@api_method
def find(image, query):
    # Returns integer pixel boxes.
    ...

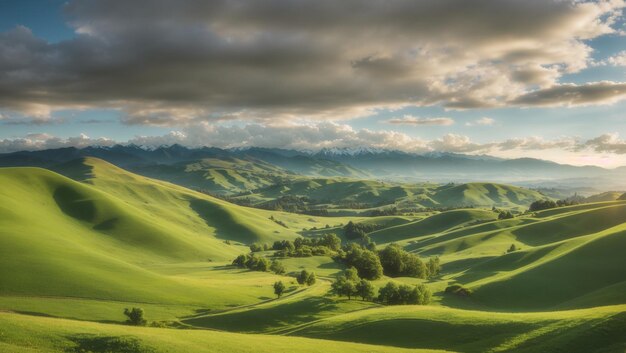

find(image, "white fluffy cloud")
[387,116,454,126]
[0,0,624,124]
[465,117,495,126]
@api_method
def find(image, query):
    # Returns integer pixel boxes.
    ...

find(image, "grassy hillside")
[1,160,626,353]
[291,304,626,353]
[128,157,295,195]
[584,191,625,203]
[0,312,439,353]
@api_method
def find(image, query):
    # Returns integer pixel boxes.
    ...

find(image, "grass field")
[0,158,625,352]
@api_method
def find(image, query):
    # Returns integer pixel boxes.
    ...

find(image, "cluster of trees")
[271,234,342,257]
[498,211,514,219]
[529,199,580,212]
[330,268,431,305]
[296,269,316,286]
[331,267,376,300]
[343,221,381,240]
[368,207,399,217]
[335,243,441,281]
[337,243,384,280]
[378,244,441,279]
[232,254,286,275]
[377,281,431,305]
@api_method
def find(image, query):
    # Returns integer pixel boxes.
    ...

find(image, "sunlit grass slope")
[291,304,626,353]
[0,312,443,353]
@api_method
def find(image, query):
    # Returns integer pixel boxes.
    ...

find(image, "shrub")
[507,244,518,253]
[124,307,146,326]
[445,284,472,297]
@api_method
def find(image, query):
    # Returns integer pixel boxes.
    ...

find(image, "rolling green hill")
[1,160,625,353]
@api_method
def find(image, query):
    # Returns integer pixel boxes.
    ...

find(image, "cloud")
[465,117,495,126]
[387,116,454,126]
[0,1,624,124]
[584,133,626,154]
[596,50,626,67]
[2,122,625,167]
[0,133,114,153]
[510,81,626,107]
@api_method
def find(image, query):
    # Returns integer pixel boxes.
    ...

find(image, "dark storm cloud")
[0,0,624,124]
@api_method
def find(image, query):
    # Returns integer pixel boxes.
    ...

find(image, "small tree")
[270,260,286,275]
[507,244,518,253]
[250,243,263,252]
[306,272,316,286]
[273,281,286,298]
[124,307,146,326]
[342,279,357,300]
[356,279,375,301]
[297,270,310,285]
[344,267,360,282]
[427,257,441,278]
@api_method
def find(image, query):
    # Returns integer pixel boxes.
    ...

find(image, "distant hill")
[584,191,626,203]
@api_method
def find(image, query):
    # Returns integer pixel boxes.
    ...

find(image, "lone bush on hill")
[445,284,472,297]
[124,307,146,326]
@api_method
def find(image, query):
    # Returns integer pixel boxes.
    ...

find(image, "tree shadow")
[65,335,156,353]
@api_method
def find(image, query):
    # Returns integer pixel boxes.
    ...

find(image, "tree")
[331,269,359,299]
[321,233,342,251]
[344,267,360,282]
[426,257,441,278]
[296,270,316,286]
[297,270,310,285]
[342,279,357,299]
[342,244,383,280]
[378,244,405,276]
[507,244,518,253]
[232,254,250,268]
[305,272,316,286]
[273,281,286,298]
[270,260,286,275]
[249,243,263,252]
[356,279,375,301]
[377,282,431,305]
[124,307,146,326]
[498,211,514,220]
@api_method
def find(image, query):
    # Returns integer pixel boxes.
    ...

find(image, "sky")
[1,0,626,167]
